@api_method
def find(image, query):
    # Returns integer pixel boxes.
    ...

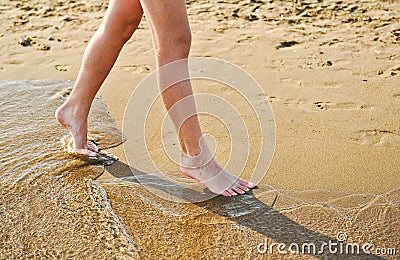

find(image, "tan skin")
[55,0,255,196]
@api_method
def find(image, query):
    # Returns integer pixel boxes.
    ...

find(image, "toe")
[222,191,231,197]
[238,179,256,189]
[248,182,256,188]
[238,178,249,186]
[237,182,250,192]
[87,140,99,153]
[232,185,246,195]
[227,189,238,196]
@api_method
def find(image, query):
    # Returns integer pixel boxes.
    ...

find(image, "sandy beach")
[0,0,399,258]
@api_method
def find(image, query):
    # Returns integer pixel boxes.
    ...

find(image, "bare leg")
[140,0,255,196]
[55,0,143,156]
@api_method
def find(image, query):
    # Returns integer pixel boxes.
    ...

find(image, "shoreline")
[0,0,399,258]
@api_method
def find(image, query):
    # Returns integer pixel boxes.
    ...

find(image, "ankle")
[181,143,214,169]
[62,98,89,118]
[183,146,201,157]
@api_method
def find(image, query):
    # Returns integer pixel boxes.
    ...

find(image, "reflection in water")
[0,80,398,259]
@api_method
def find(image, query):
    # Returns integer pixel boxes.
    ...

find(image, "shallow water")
[0,80,138,258]
[0,80,398,259]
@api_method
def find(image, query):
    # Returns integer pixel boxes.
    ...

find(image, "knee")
[102,14,142,44]
[119,22,140,43]
[116,22,139,44]
[155,28,192,58]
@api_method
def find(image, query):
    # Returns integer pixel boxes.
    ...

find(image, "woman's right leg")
[56,0,143,156]
[139,0,255,196]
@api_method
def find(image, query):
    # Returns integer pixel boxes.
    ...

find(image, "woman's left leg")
[55,0,143,156]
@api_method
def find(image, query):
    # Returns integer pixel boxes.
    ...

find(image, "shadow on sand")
[102,160,383,259]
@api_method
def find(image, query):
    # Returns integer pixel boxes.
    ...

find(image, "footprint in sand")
[115,65,150,73]
[256,94,280,103]
[380,64,400,78]
[5,60,23,65]
[283,99,372,112]
[276,40,299,49]
[236,34,254,43]
[266,96,280,103]
[280,78,341,89]
[280,78,303,87]
[351,130,400,146]
[55,65,71,72]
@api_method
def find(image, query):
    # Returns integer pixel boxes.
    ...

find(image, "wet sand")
[0,0,399,258]
[0,81,138,258]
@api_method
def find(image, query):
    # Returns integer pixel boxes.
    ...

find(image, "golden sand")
[0,0,399,258]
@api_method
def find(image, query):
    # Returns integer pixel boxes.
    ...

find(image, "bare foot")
[180,146,255,197]
[87,140,99,153]
[55,102,98,157]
